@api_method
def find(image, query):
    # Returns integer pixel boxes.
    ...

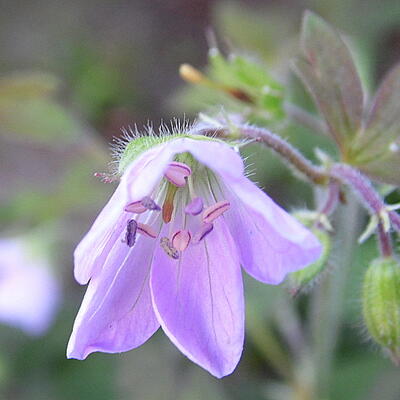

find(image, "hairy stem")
[329,164,385,214]
[209,124,329,185]
[378,223,393,257]
[330,164,393,257]
[390,211,400,232]
[318,181,340,217]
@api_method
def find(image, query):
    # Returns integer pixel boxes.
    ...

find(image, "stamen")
[185,197,204,216]
[162,184,178,223]
[164,162,192,187]
[137,223,157,239]
[125,219,137,247]
[140,196,161,211]
[124,200,147,214]
[192,222,213,244]
[160,237,179,259]
[125,197,160,213]
[171,230,191,251]
[202,200,230,223]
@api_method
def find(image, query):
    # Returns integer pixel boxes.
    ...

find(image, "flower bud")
[286,228,331,295]
[179,64,208,85]
[362,257,400,364]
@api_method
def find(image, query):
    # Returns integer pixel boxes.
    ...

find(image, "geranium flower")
[0,237,60,335]
[67,134,321,377]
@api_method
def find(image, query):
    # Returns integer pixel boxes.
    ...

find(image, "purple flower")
[67,137,321,377]
[0,237,60,335]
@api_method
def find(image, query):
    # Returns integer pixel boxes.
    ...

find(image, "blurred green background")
[1,0,400,399]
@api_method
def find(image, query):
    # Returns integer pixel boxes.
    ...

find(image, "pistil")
[162,184,178,223]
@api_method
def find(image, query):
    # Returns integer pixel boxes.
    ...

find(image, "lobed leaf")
[359,141,400,186]
[294,11,364,151]
[353,63,400,162]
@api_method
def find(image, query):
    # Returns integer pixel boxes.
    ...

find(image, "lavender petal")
[150,219,244,378]
[222,178,322,284]
[67,235,160,359]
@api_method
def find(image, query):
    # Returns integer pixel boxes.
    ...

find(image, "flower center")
[122,160,230,259]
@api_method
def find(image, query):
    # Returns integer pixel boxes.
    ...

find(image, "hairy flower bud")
[362,257,400,364]
[286,228,331,295]
[285,211,331,294]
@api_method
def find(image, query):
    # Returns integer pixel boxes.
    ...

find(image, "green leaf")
[352,63,400,163]
[359,145,400,186]
[293,11,364,150]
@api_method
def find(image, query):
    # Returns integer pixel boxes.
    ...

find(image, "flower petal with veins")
[69,134,322,377]
[151,219,244,378]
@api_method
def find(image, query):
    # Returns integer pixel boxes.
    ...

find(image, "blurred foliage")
[0,73,82,147]
[178,49,285,123]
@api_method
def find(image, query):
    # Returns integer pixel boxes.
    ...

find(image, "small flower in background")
[0,237,60,336]
[67,126,321,377]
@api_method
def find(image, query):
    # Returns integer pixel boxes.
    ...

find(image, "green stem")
[309,194,362,398]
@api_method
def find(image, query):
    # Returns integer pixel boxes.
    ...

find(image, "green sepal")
[117,130,228,175]
[209,49,285,120]
[286,228,331,295]
[118,136,162,174]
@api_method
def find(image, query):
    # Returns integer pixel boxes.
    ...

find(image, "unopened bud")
[286,228,331,295]
[362,257,400,365]
[179,64,207,85]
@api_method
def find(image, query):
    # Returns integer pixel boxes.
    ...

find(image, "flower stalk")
[377,223,393,258]
[329,164,385,215]
[204,124,329,185]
